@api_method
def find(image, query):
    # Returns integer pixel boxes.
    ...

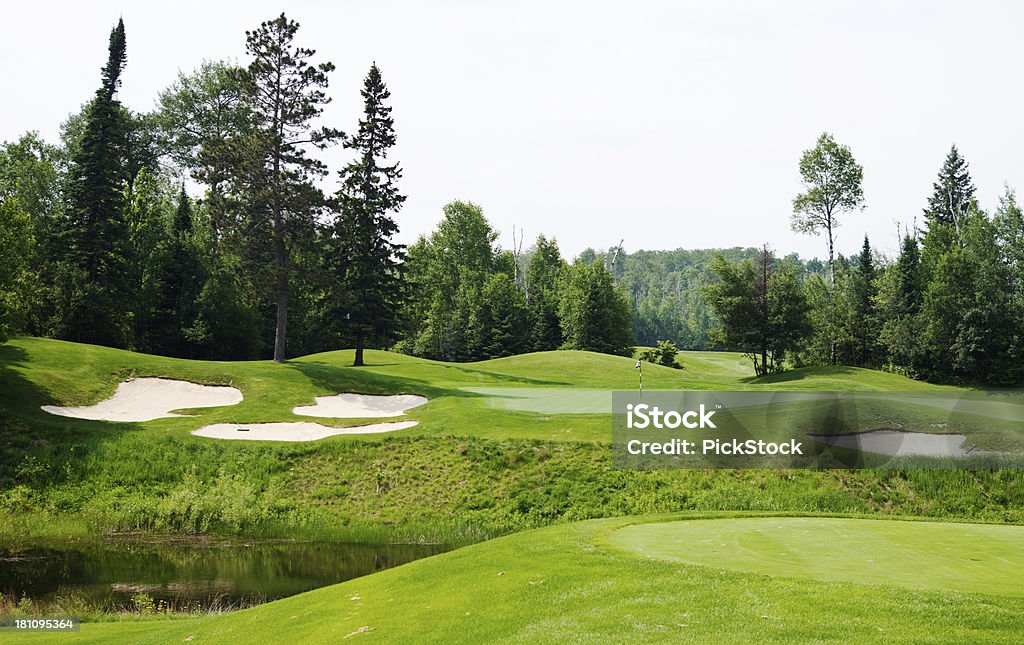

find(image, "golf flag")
[635,360,641,369]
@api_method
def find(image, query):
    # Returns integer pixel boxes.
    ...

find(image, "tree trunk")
[273,210,287,363]
[354,330,365,367]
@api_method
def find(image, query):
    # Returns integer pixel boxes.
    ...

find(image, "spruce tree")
[526,235,565,351]
[61,18,131,346]
[852,235,878,366]
[151,186,204,357]
[924,145,975,235]
[330,63,406,366]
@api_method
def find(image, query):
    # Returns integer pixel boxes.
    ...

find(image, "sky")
[2,1,1022,261]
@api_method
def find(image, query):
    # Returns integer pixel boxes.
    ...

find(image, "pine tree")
[558,260,634,357]
[239,13,342,362]
[852,235,878,366]
[526,235,565,351]
[151,186,205,357]
[60,18,132,346]
[330,64,406,367]
[924,145,975,236]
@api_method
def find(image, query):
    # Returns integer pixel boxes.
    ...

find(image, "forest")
[1,14,1022,386]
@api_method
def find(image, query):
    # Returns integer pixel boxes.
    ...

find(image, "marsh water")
[0,538,446,610]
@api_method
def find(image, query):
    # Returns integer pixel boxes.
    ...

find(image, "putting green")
[608,517,1024,597]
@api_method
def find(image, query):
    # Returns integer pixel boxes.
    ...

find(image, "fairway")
[608,517,1024,597]
[462,387,612,413]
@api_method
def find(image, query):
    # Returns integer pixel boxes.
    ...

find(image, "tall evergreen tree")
[60,18,132,346]
[239,13,342,362]
[149,186,205,357]
[924,145,975,236]
[878,234,926,372]
[851,235,879,366]
[330,63,406,367]
[525,234,565,351]
[558,260,634,357]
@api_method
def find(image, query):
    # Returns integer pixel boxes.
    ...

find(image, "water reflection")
[0,539,446,610]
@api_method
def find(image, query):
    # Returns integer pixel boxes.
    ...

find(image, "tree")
[638,340,682,368]
[407,201,498,361]
[329,64,406,366]
[558,260,634,357]
[525,234,566,351]
[703,246,811,376]
[60,18,132,347]
[157,61,254,247]
[473,273,529,358]
[851,236,879,366]
[146,186,205,357]
[239,13,342,362]
[791,132,865,286]
[0,133,61,336]
[0,199,33,341]
[920,208,1020,384]
[877,233,925,372]
[924,145,975,237]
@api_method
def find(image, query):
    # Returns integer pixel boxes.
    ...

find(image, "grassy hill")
[7,514,1024,644]
[2,337,1023,641]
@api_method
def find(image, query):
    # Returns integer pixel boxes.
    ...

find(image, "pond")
[0,538,447,611]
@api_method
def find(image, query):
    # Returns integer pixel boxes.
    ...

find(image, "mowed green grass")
[608,517,1024,597]
[8,515,1024,644]
[1,337,964,446]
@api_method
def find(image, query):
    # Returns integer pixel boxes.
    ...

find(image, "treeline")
[0,15,408,364]
[569,246,824,350]
[703,139,1024,385]
[0,15,636,364]
[397,201,633,361]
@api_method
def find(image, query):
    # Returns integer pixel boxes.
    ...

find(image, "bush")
[638,340,682,368]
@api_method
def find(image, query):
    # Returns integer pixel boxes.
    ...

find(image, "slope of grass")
[608,516,1024,597]
[8,514,1024,644]
[2,337,1022,544]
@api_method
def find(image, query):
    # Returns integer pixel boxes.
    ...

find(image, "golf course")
[2,336,1023,643]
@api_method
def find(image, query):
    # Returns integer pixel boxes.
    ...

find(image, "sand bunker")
[192,421,418,441]
[808,430,981,457]
[292,393,427,418]
[41,378,243,422]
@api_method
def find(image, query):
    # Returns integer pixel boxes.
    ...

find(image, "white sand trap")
[192,420,418,441]
[808,430,979,457]
[41,378,243,423]
[292,393,427,418]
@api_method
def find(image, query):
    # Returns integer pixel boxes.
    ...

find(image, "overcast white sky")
[2,1,1022,260]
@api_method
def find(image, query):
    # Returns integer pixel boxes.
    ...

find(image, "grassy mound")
[8,514,1023,644]
[608,516,1024,597]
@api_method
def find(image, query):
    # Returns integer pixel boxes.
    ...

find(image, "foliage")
[637,340,681,368]
[557,260,634,357]
[236,13,342,362]
[703,247,811,376]
[791,132,865,285]
[327,64,406,366]
[924,144,975,235]
[57,19,132,347]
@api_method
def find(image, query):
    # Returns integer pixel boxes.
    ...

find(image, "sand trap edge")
[292,393,428,418]
[41,377,243,423]
[192,420,419,442]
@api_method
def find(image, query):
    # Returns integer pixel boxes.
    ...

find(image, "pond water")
[0,539,446,611]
